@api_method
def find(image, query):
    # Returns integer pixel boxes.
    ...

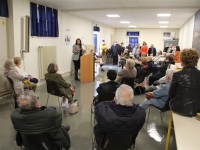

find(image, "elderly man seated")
[94,84,146,149]
[140,69,175,110]
[11,90,71,149]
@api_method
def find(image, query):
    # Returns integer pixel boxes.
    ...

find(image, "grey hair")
[47,62,58,73]
[17,90,39,111]
[4,59,15,70]
[166,69,176,81]
[126,59,135,69]
[115,84,134,106]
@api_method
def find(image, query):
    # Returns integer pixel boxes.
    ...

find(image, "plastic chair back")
[98,92,115,104]
[101,133,133,150]
[20,132,60,150]
[46,80,63,97]
[121,77,134,89]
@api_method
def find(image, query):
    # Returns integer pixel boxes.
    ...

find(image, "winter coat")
[45,73,73,101]
[169,67,200,116]
[94,101,146,144]
[11,108,70,149]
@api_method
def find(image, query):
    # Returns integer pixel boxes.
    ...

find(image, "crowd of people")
[3,37,200,149]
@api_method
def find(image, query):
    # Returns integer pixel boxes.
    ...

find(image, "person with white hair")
[115,59,137,83]
[94,84,146,149]
[10,90,71,149]
[140,69,176,110]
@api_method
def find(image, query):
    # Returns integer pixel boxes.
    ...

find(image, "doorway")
[128,37,138,48]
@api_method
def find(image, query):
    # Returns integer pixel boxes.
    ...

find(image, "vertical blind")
[30,2,59,37]
[0,0,9,17]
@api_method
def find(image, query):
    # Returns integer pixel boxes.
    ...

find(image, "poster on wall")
[192,10,200,53]
[163,32,171,39]
[65,29,71,45]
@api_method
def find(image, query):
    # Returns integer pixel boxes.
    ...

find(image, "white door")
[0,17,9,93]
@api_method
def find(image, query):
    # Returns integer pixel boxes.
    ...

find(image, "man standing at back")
[10,90,71,150]
[94,84,146,149]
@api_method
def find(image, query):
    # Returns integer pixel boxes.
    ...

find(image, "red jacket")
[140,46,148,55]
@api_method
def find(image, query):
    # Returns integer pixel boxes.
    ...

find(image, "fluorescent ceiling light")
[159,21,169,24]
[120,21,130,24]
[106,14,120,17]
[157,14,171,17]
[129,26,136,27]
[160,26,168,28]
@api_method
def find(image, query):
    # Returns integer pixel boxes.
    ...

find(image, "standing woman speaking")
[72,38,85,81]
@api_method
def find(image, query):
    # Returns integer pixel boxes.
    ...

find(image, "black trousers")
[113,56,118,65]
[149,75,162,86]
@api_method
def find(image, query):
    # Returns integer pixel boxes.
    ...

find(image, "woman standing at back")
[140,41,148,56]
[174,45,181,63]
[169,48,200,116]
[72,38,85,81]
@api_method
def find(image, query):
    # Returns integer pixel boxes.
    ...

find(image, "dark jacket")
[94,101,146,144]
[111,44,121,56]
[135,65,149,83]
[147,60,154,73]
[45,73,73,101]
[96,81,120,94]
[148,47,156,56]
[157,61,170,77]
[163,46,169,52]
[126,45,133,53]
[169,67,200,116]
[11,108,70,149]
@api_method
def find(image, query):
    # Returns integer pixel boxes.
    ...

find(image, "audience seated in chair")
[10,90,71,150]
[94,84,146,149]
[140,69,175,110]
[4,59,36,95]
[135,57,149,84]
[149,56,172,86]
[93,70,120,106]
[115,59,137,83]
[13,57,37,90]
[45,62,74,108]
[146,64,176,92]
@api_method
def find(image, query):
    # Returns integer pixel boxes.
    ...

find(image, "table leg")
[165,111,173,150]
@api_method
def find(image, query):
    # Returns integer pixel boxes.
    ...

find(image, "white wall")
[7,0,115,81]
[114,28,179,51]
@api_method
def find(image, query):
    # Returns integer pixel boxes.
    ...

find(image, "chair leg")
[146,107,151,129]
[46,94,50,107]
[10,93,14,110]
[58,97,61,108]
[160,112,165,133]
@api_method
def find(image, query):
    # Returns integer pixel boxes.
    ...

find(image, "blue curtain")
[38,5,46,37]
[30,2,38,36]
[52,9,59,37]
[46,7,52,37]
[129,37,138,48]
[0,0,8,17]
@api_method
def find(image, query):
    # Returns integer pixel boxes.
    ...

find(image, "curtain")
[46,7,52,37]
[30,2,38,36]
[52,9,59,37]
[0,0,8,17]
[38,5,46,36]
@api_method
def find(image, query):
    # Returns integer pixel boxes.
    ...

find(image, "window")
[127,32,139,36]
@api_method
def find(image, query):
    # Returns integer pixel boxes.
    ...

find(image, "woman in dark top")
[169,48,200,116]
[72,38,85,81]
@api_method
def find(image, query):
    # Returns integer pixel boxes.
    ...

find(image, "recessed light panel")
[106,14,120,17]
[120,21,130,24]
[160,26,168,28]
[159,21,169,24]
[157,14,171,17]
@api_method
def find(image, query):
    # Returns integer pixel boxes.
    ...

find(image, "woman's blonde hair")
[14,57,21,65]
[4,59,15,70]
[47,62,58,73]
[126,59,135,69]
[141,57,148,65]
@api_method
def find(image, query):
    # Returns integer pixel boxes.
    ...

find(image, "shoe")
[75,78,80,81]
[130,143,136,149]
[101,68,105,71]
[65,125,70,131]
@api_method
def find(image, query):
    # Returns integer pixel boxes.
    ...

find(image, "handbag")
[68,100,79,114]
[23,79,32,90]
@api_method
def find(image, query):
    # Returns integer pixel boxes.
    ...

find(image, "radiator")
[38,46,57,79]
